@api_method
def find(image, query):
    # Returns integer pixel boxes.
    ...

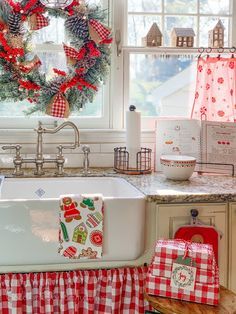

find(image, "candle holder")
[114,147,152,175]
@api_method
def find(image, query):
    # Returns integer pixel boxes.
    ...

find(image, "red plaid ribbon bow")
[63,44,86,61]
[29,13,49,31]
[50,93,67,118]
[63,41,101,61]
[18,56,42,74]
[89,19,111,40]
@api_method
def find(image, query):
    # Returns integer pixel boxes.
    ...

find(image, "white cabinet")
[229,203,236,292]
[156,202,228,286]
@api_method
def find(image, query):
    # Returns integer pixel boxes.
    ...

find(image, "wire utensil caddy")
[114,147,152,175]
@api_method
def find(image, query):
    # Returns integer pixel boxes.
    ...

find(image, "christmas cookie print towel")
[59,194,104,259]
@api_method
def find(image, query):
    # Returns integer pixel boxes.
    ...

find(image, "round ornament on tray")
[0,0,112,118]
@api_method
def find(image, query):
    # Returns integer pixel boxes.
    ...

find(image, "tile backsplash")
[0,129,155,169]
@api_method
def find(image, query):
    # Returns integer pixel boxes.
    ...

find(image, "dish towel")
[59,194,104,259]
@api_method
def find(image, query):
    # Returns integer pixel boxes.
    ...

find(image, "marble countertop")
[125,172,236,203]
[1,168,236,203]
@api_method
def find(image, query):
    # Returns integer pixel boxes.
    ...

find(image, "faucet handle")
[57,144,77,152]
[82,145,90,154]
[2,145,23,176]
[2,144,22,156]
[57,144,77,158]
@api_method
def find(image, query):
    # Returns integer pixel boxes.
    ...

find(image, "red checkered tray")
[146,239,219,306]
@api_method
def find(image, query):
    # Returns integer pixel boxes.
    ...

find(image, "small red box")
[146,239,219,306]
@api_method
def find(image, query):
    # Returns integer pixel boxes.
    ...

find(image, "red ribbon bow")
[63,44,86,61]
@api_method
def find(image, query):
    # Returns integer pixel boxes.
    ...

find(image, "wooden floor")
[145,286,236,314]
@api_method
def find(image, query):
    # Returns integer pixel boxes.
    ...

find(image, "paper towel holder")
[114,147,152,175]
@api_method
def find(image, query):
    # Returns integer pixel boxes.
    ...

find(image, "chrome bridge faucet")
[2,121,80,176]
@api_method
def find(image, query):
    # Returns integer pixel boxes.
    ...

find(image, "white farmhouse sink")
[0,177,145,271]
[1,177,144,199]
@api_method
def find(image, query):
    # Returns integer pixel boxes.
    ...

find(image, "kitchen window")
[0,0,235,129]
[117,0,234,129]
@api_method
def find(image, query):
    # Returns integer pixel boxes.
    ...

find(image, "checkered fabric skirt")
[0,266,151,313]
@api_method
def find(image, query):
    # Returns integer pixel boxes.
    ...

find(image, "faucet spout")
[42,121,80,149]
[33,121,80,176]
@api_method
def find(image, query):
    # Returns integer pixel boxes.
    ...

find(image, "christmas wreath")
[0,0,112,118]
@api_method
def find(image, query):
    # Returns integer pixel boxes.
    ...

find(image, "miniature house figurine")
[208,20,225,48]
[142,23,162,47]
[171,28,195,48]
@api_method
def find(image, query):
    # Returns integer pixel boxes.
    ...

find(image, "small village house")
[171,27,195,47]
[142,22,162,47]
[208,19,225,48]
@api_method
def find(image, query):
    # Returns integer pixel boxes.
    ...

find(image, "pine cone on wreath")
[8,12,22,34]
[65,15,89,39]
[45,77,66,95]
[77,56,96,71]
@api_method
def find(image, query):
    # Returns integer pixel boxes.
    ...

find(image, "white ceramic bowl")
[160,155,196,180]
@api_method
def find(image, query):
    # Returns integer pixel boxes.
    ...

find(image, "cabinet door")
[229,203,236,292]
[156,203,228,287]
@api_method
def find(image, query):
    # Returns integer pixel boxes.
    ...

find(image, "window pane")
[32,17,65,44]
[128,15,162,46]
[0,101,34,117]
[71,90,103,117]
[128,0,162,12]
[199,17,229,46]
[37,52,67,77]
[164,0,197,14]
[164,16,196,46]
[129,54,196,117]
[200,0,230,14]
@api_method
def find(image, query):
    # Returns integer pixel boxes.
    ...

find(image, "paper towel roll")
[126,106,141,168]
